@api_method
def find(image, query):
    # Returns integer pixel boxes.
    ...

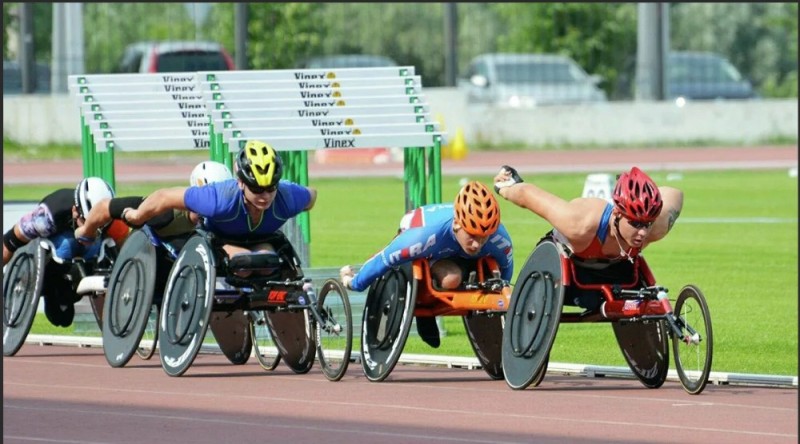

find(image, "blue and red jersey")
[350,204,513,292]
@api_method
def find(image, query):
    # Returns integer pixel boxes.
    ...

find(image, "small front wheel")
[250,311,281,371]
[672,285,713,395]
[315,279,353,381]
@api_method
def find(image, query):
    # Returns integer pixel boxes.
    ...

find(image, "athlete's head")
[235,140,283,193]
[612,166,663,224]
[190,160,232,187]
[74,177,115,220]
[453,181,500,255]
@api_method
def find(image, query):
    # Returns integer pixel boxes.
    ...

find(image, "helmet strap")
[612,216,634,264]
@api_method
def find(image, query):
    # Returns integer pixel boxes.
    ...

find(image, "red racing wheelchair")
[502,238,713,395]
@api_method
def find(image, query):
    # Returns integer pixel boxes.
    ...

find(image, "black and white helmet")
[74,177,114,218]
[189,161,233,186]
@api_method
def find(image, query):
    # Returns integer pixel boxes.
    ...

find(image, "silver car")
[461,53,607,107]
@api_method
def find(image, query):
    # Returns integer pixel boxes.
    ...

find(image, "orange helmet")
[454,181,500,237]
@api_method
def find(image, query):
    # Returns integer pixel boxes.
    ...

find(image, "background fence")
[3,3,798,102]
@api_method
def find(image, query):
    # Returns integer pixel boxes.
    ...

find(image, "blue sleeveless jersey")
[183,179,311,240]
[350,204,514,292]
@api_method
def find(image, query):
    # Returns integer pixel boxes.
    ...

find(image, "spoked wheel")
[612,320,669,389]
[672,285,713,395]
[315,278,353,382]
[3,242,45,357]
[249,311,281,371]
[136,304,159,360]
[361,263,417,382]
[102,229,158,368]
[502,241,565,390]
[158,235,216,377]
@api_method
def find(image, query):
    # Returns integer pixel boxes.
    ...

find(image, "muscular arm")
[645,186,683,245]
[74,198,112,241]
[304,187,318,211]
[122,187,188,227]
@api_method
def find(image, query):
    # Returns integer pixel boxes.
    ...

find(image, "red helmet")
[612,167,663,222]
[454,181,501,237]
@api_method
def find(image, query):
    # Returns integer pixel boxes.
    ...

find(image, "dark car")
[116,41,235,73]
[667,51,757,101]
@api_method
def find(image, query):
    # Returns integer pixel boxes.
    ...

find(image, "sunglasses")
[627,219,654,230]
[246,183,278,194]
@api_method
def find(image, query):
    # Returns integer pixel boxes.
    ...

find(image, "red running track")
[3,344,797,444]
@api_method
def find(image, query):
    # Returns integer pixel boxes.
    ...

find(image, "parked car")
[294,54,397,70]
[116,41,234,73]
[461,53,607,107]
[3,59,51,94]
[667,51,757,101]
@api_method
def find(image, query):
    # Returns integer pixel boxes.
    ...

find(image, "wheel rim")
[250,311,281,370]
[316,279,352,381]
[673,285,713,394]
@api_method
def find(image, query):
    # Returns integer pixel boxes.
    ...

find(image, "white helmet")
[74,177,115,218]
[189,161,233,186]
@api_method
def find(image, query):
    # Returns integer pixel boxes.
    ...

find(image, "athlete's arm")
[644,186,683,245]
[122,187,188,227]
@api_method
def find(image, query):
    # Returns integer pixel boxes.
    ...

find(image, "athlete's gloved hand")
[339,265,355,290]
[493,165,524,194]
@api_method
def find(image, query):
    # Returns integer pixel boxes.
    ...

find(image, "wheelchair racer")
[339,180,514,347]
[493,165,683,311]
[3,177,126,325]
[75,160,233,253]
[121,141,317,271]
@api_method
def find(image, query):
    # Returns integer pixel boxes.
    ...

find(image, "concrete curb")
[23,334,798,389]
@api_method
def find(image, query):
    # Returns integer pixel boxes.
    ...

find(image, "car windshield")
[669,56,743,83]
[156,51,229,72]
[495,60,586,84]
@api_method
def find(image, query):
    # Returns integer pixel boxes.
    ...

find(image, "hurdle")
[69,66,445,266]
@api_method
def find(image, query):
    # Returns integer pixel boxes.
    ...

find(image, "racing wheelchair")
[502,238,713,395]
[154,229,352,380]
[3,237,116,356]
[361,256,511,382]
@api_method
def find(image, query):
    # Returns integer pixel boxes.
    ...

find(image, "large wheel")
[158,235,216,377]
[672,285,713,395]
[249,311,281,371]
[136,304,159,360]
[502,241,565,390]
[360,263,417,382]
[612,320,669,389]
[3,242,45,357]
[102,230,158,368]
[315,278,353,382]
[265,309,315,374]
[463,312,505,380]
[209,309,253,365]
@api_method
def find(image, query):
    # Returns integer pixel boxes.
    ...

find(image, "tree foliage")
[2,3,796,98]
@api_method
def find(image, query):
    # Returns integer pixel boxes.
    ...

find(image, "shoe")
[415,316,440,348]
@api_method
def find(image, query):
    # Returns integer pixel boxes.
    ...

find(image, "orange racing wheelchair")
[361,255,511,382]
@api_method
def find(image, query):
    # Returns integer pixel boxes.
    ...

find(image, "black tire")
[315,278,353,382]
[360,263,417,382]
[249,311,281,371]
[463,312,505,380]
[672,285,713,395]
[265,309,316,374]
[209,310,253,365]
[136,304,159,360]
[102,229,158,367]
[89,292,106,330]
[612,320,670,389]
[3,242,44,357]
[530,352,549,387]
[502,241,564,390]
[158,235,216,377]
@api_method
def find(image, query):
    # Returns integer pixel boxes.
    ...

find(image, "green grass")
[6,169,798,376]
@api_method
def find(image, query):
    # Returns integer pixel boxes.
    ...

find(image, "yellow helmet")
[235,140,283,188]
